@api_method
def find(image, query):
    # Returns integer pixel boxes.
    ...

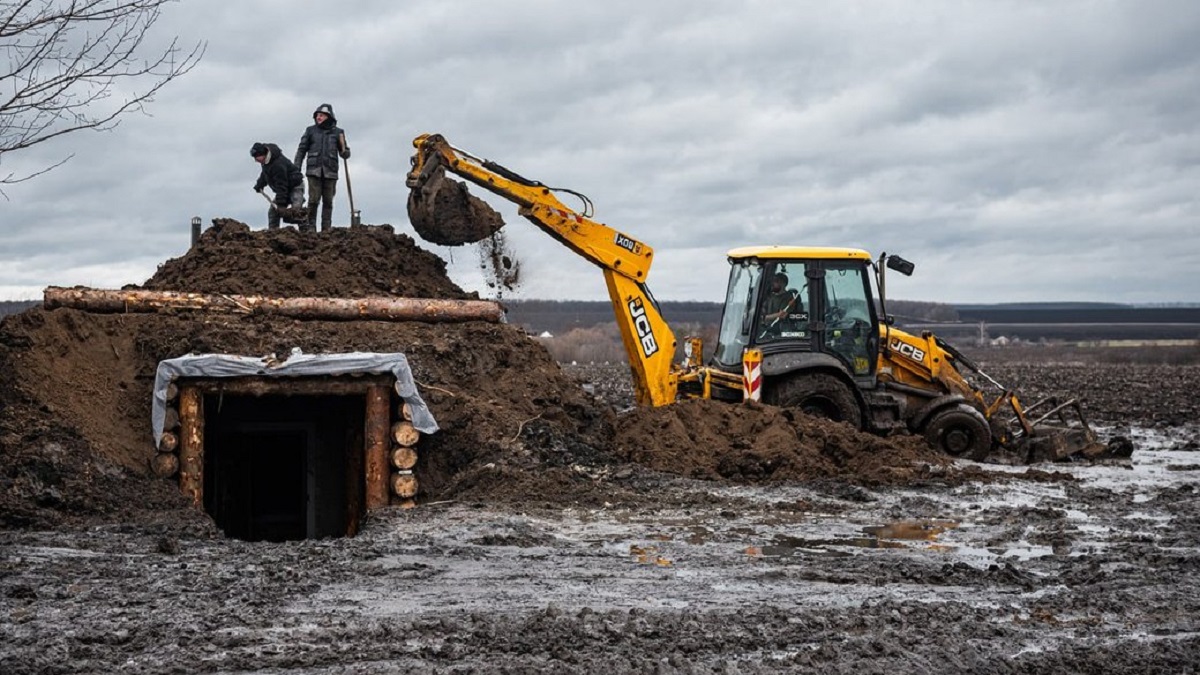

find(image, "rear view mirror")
[886,255,915,276]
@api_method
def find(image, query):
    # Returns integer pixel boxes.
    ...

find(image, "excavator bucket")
[1001,396,1132,463]
[406,167,507,246]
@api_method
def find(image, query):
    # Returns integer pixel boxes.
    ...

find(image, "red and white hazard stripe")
[742,348,763,402]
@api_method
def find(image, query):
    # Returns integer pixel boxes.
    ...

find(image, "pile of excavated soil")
[142,219,471,299]
[0,220,978,532]
[612,399,953,486]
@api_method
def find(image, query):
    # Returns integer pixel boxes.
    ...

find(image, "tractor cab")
[711,247,882,390]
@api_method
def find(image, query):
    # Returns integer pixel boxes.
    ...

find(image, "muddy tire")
[770,373,863,429]
[923,404,992,460]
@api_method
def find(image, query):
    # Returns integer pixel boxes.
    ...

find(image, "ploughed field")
[3,357,1198,673]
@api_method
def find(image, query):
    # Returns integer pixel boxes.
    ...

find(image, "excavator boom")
[406,134,679,406]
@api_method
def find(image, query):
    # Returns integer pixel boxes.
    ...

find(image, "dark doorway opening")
[203,394,365,541]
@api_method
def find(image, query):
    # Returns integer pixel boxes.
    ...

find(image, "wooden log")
[187,375,393,397]
[390,471,418,498]
[390,445,418,470]
[178,386,204,508]
[158,431,178,453]
[390,496,418,509]
[43,286,504,324]
[391,421,420,447]
[364,384,390,510]
[165,382,178,402]
[152,452,179,478]
[163,407,180,430]
[399,401,414,422]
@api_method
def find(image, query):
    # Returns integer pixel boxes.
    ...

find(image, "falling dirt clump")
[613,399,952,486]
[478,230,522,296]
[406,169,506,246]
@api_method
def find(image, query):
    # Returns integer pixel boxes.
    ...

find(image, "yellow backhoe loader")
[406,133,1124,463]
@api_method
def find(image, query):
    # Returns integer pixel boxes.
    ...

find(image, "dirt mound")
[0,221,989,532]
[613,399,952,486]
[142,218,471,299]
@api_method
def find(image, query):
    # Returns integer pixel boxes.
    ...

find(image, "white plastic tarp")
[152,350,438,445]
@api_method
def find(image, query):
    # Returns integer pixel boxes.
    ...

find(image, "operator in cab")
[762,273,798,324]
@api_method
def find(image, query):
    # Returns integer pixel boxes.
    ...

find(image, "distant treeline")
[956,306,1200,324]
[504,299,958,336]
[0,301,39,318]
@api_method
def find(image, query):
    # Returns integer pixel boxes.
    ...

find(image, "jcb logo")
[614,233,642,254]
[628,298,659,357]
[889,338,925,363]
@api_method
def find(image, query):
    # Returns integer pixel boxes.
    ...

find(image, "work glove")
[340,148,351,160]
[254,186,263,193]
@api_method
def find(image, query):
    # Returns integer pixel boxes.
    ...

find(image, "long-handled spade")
[340,133,360,226]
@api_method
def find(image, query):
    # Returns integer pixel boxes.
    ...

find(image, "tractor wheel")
[770,373,863,429]
[923,404,992,460]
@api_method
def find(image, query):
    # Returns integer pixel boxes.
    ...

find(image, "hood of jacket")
[313,103,337,126]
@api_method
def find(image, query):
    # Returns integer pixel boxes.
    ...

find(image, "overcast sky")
[3,0,1198,305]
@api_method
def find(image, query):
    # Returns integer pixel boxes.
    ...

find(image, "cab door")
[811,262,879,377]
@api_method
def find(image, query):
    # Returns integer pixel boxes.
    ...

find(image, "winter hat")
[250,142,269,158]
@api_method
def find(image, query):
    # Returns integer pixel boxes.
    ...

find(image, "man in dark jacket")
[294,103,350,232]
[251,142,305,230]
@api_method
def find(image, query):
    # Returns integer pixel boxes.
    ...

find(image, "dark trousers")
[306,176,337,232]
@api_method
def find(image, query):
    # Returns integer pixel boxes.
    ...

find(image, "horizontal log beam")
[391,472,418,498]
[391,421,420,447]
[185,375,395,397]
[390,446,418,470]
[43,287,504,324]
[153,452,179,478]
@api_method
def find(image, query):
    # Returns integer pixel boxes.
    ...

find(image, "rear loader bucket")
[1022,426,1108,463]
[1006,396,1134,463]
[407,168,506,246]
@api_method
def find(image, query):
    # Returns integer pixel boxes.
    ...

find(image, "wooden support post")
[364,384,390,510]
[178,386,204,508]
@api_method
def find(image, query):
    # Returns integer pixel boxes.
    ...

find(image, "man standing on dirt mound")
[294,103,351,232]
[251,142,305,230]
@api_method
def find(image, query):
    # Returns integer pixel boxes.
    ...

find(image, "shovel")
[340,133,361,226]
[258,190,309,225]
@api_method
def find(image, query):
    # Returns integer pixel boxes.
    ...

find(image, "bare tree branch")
[0,0,205,184]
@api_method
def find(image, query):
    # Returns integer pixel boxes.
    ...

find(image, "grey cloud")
[1,0,1196,304]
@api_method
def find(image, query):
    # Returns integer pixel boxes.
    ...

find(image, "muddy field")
[2,362,1198,673]
[2,223,1199,673]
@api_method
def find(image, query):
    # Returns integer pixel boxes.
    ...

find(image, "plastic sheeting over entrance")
[152,350,438,445]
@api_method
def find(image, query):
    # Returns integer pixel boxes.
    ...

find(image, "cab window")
[713,261,761,367]
[755,262,809,345]
[821,264,876,375]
